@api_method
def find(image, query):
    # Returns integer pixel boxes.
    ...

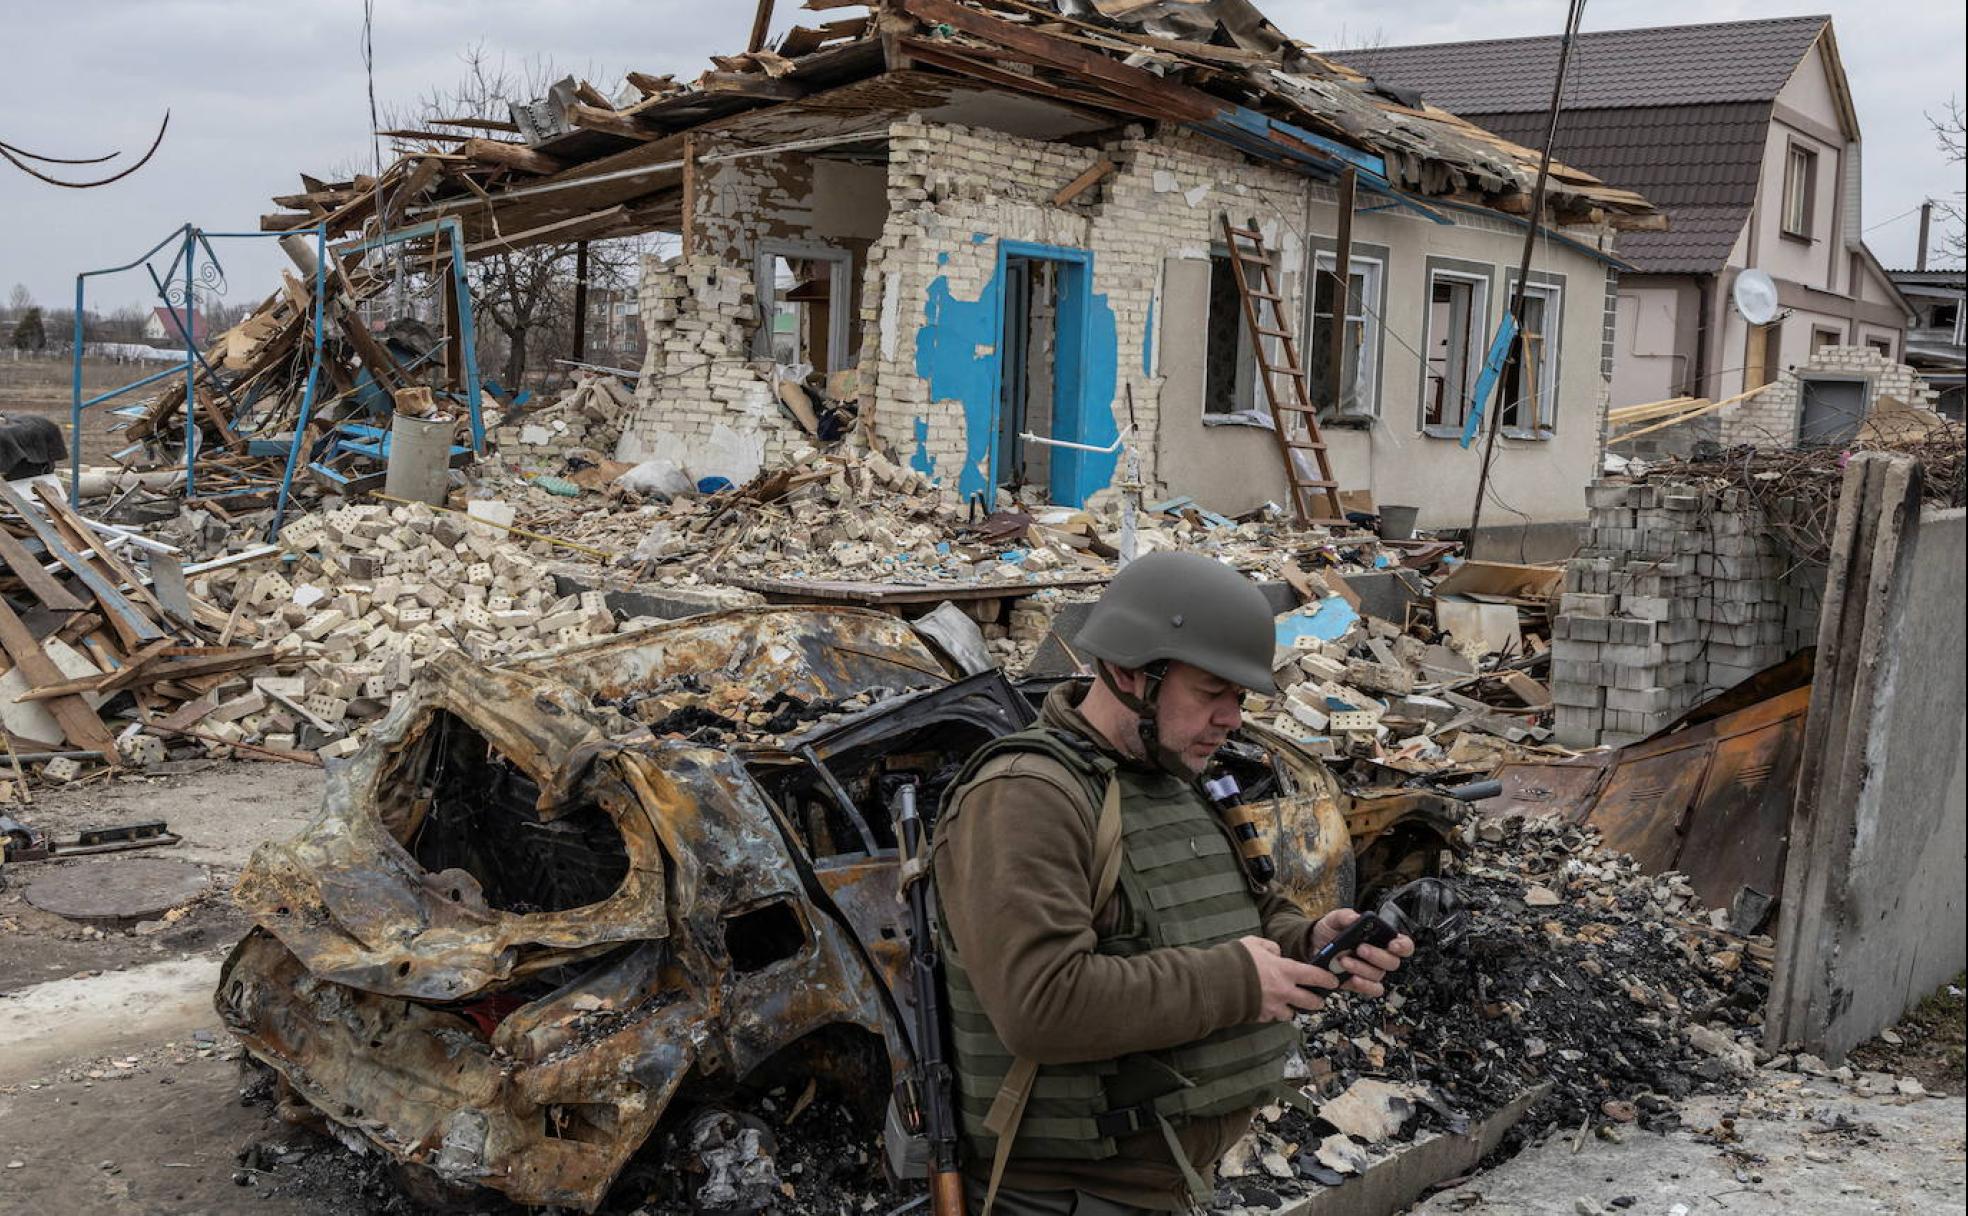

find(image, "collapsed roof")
[262,0,1661,255]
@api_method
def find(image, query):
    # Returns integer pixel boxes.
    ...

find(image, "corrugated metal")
[1333,15,1828,114]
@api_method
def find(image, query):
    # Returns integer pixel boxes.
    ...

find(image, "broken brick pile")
[173,500,629,758]
[493,371,637,471]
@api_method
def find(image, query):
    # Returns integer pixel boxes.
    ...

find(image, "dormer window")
[1781,143,1817,240]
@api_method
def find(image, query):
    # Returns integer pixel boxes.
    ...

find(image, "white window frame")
[1202,249,1276,428]
[1501,276,1562,435]
[1421,268,1490,437]
[1781,143,1816,240]
[754,240,852,373]
[1308,251,1384,417]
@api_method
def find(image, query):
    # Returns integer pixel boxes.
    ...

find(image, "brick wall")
[1552,479,1825,746]
[1722,345,1943,449]
[617,253,801,474]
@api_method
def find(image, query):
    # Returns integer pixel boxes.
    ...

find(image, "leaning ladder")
[1218,214,1345,524]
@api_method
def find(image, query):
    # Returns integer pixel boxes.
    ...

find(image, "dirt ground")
[0,354,159,465]
[0,761,377,1215]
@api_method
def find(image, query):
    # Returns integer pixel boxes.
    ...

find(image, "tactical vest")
[936,726,1299,1177]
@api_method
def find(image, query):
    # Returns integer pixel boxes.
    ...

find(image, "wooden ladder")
[1219,214,1345,524]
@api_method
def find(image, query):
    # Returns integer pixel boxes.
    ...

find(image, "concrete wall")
[1824,506,1968,1054]
[1769,452,1965,1060]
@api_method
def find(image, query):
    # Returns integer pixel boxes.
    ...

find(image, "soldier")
[933,550,1413,1216]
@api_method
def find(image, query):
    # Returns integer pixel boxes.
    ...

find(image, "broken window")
[1866,336,1893,358]
[1930,301,1959,332]
[1781,143,1817,239]
[1498,280,1560,433]
[1203,252,1259,417]
[756,245,850,374]
[1422,269,1489,431]
[1307,253,1382,417]
[1811,326,1843,352]
[403,711,630,914]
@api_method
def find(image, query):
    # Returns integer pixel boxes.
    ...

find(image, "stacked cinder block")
[1553,480,1817,747]
[1553,482,1709,745]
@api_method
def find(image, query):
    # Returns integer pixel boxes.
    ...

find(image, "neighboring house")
[142,306,209,348]
[1889,266,1966,419]
[1339,16,1915,452]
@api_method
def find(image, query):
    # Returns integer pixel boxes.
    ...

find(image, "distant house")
[1339,15,1916,450]
[1889,266,1966,419]
[143,306,209,348]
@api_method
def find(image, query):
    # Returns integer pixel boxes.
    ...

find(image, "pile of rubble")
[169,498,633,758]
[492,370,638,472]
[1216,812,1774,1209]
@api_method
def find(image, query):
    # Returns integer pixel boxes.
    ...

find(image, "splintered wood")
[0,480,275,778]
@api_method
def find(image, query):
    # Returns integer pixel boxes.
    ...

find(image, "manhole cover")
[23,857,207,926]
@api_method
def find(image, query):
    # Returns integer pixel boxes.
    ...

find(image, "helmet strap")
[1096,660,1185,774]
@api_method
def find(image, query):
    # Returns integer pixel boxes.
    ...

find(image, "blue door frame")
[990,241,1099,506]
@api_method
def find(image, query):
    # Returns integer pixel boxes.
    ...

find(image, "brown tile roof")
[1333,17,1829,273]
[1333,15,1829,114]
[1465,104,1769,273]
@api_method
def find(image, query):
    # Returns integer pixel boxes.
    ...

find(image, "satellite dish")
[1733,269,1780,326]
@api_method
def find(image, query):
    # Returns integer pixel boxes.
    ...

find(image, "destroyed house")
[265,0,1660,532]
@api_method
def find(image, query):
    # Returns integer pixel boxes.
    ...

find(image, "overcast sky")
[2,0,1960,316]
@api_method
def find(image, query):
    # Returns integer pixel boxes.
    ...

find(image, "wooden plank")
[0,594,118,763]
[565,102,665,142]
[903,0,1218,122]
[1324,167,1356,413]
[0,482,161,648]
[460,138,567,176]
[464,205,630,257]
[748,0,776,53]
[31,483,174,627]
[0,528,85,612]
[1051,158,1116,207]
[696,72,807,100]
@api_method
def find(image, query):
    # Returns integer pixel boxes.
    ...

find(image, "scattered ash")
[611,687,907,746]
[622,1094,908,1216]
[1248,812,1773,1198]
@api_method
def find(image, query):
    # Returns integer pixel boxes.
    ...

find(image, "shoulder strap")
[982,771,1124,1216]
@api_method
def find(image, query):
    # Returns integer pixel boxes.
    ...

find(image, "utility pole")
[1916,200,1932,272]
[571,240,590,363]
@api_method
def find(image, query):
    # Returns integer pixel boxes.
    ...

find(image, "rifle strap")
[980,775,1125,1216]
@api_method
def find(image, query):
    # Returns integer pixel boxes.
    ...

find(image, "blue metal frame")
[70,224,329,521]
[329,217,485,454]
[990,241,1099,506]
[71,218,483,539]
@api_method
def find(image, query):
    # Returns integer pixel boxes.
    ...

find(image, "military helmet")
[1074,551,1276,692]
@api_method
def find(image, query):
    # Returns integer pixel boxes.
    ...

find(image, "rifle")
[891,780,967,1216]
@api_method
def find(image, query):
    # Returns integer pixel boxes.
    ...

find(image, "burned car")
[218,607,1453,1211]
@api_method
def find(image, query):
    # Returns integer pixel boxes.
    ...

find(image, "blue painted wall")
[911,240,1120,507]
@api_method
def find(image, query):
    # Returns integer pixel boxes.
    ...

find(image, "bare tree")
[1932,97,1965,264]
[382,46,651,389]
[6,283,31,317]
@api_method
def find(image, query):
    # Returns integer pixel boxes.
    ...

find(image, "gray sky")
[2,0,1960,316]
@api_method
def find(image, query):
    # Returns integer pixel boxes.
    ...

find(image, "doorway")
[1798,376,1868,447]
[989,242,1103,507]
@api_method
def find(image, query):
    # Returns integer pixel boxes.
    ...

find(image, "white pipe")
[1015,426,1133,455]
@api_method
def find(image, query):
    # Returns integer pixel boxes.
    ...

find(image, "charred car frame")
[218,607,1455,1210]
